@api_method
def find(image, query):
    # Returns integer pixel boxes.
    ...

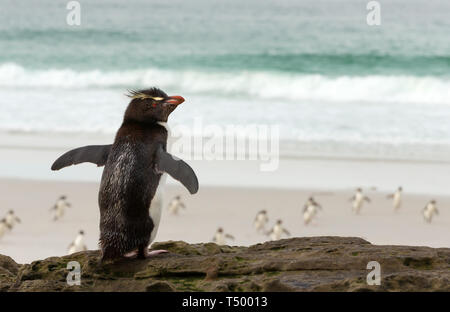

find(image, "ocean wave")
[0,63,449,105]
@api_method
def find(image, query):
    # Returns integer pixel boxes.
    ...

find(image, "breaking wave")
[1,62,449,105]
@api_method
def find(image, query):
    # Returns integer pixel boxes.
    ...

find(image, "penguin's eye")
[148,97,164,108]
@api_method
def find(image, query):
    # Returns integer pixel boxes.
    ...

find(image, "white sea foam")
[2,63,450,162]
[0,63,449,105]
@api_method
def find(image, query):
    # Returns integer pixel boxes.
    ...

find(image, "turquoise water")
[2,0,449,74]
[1,0,450,159]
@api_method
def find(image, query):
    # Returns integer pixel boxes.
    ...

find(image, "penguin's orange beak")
[165,95,185,105]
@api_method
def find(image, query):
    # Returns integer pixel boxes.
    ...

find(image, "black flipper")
[155,145,199,194]
[51,145,112,171]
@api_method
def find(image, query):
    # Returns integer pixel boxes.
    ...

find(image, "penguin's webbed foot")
[116,248,169,261]
[146,249,168,257]
[135,246,168,259]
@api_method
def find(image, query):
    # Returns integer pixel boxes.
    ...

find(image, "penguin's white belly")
[308,205,317,215]
[55,208,65,218]
[424,209,432,221]
[149,199,162,244]
[271,226,282,240]
[254,221,263,231]
[168,202,177,213]
[214,233,226,245]
[68,245,82,254]
[393,195,401,209]
[270,233,280,240]
[69,236,86,254]
[303,211,313,224]
[0,225,7,238]
[5,215,16,227]
[68,245,85,254]
[254,217,267,231]
[148,174,166,246]
[353,197,363,212]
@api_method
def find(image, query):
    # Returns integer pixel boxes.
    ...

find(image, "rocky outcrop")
[1,237,449,291]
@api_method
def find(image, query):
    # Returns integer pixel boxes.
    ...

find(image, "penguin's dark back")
[98,121,168,218]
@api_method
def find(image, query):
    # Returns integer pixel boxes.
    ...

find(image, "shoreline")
[2,131,450,195]
[3,130,450,164]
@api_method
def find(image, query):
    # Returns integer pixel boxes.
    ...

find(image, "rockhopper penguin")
[212,227,235,245]
[253,210,269,233]
[423,200,439,223]
[302,197,322,225]
[387,187,402,211]
[68,230,88,254]
[5,210,21,229]
[349,188,370,214]
[51,88,199,261]
[167,195,186,215]
[0,218,10,240]
[266,219,290,241]
[50,195,71,221]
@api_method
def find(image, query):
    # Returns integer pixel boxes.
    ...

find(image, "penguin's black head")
[79,230,85,235]
[124,87,185,123]
[217,227,223,233]
[276,219,282,224]
[8,210,13,214]
[398,186,403,191]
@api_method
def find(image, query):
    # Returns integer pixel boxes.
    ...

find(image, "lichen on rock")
[1,237,449,292]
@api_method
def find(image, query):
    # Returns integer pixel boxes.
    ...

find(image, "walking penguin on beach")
[51,88,199,261]
[167,195,186,215]
[50,195,71,221]
[68,230,88,254]
[5,210,21,230]
[0,218,10,240]
[350,188,370,214]
[423,200,439,223]
[253,210,269,233]
[267,219,290,241]
[212,227,235,245]
[302,196,322,225]
[387,187,402,211]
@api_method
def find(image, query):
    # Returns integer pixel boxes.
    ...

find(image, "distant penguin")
[350,188,370,214]
[423,200,439,223]
[5,210,21,229]
[302,197,322,225]
[267,219,290,241]
[68,230,88,254]
[253,210,269,233]
[387,187,402,211]
[50,195,71,221]
[51,88,199,261]
[0,218,10,239]
[167,195,186,215]
[212,227,235,245]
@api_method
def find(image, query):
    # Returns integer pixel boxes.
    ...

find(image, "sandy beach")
[1,131,450,264]
[1,177,449,264]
